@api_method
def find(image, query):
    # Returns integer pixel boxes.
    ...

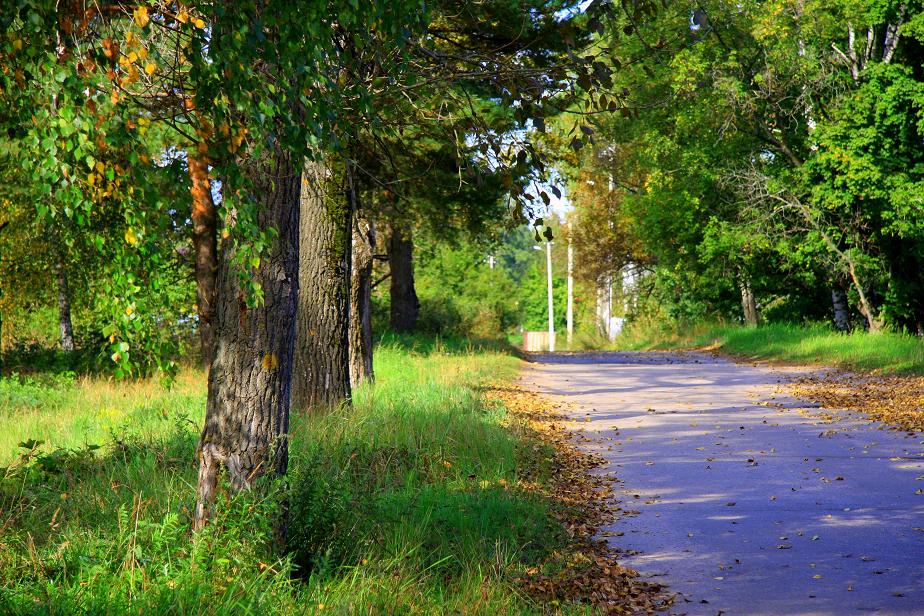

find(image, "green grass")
[618,321,924,374]
[0,338,586,614]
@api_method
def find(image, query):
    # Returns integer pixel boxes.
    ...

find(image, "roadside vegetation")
[1,341,539,612]
[0,337,663,613]
[2,1,921,613]
[617,321,924,375]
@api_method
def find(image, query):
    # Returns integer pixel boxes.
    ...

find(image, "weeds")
[0,339,615,614]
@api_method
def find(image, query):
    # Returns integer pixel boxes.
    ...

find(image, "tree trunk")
[831,286,851,332]
[194,147,301,531]
[388,224,419,333]
[53,249,75,352]
[188,153,219,369]
[843,254,881,333]
[0,221,6,369]
[349,213,375,386]
[290,158,352,412]
[739,276,759,327]
[596,275,611,339]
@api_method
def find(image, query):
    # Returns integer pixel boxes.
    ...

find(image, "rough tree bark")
[388,224,419,333]
[52,242,75,352]
[738,276,759,327]
[349,212,375,386]
[831,286,851,332]
[0,221,6,364]
[188,153,219,369]
[290,158,352,412]
[194,147,301,531]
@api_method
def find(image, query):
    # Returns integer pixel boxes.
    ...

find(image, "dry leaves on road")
[790,372,924,434]
[487,384,673,615]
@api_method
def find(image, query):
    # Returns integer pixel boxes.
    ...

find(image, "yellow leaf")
[127,51,138,63]
[262,354,278,370]
[177,10,189,24]
[194,18,206,29]
[145,62,156,76]
[133,6,150,28]
[124,228,138,246]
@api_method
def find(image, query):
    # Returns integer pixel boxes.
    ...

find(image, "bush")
[413,244,521,339]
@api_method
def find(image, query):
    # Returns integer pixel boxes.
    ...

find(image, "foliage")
[413,241,521,339]
[0,340,625,614]
[556,0,924,334]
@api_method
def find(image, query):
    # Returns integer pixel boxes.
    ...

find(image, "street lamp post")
[566,229,573,349]
[546,240,555,352]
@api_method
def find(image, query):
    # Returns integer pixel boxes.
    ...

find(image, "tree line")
[0,0,612,531]
[2,0,920,537]
[558,0,923,334]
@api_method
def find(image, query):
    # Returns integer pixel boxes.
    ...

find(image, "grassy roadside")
[0,336,661,614]
[617,321,924,375]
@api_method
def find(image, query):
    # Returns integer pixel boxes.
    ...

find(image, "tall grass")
[618,320,924,374]
[0,338,582,614]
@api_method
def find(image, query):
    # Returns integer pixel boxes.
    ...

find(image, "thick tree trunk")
[388,225,419,333]
[290,158,352,412]
[738,277,759,327]
[0,221,6,369]
[349,213,375,386]
[53,249,75,351]
[188,153,219,369]
[831,286,851,332]
[194,147,301,531]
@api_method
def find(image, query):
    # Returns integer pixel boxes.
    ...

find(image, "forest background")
[0,0,922,612]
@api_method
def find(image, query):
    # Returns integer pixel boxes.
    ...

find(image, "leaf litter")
[488,383,673,614]
[789,372,924,434]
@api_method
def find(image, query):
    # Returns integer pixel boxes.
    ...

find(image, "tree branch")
[882,4,906,64]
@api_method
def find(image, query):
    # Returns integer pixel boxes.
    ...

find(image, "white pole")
[546,241,555,352]
[566,231,573,348]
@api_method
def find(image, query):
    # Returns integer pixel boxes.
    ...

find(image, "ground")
[523,351,924,616]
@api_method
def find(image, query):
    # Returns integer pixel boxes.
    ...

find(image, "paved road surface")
[522,352,924,616]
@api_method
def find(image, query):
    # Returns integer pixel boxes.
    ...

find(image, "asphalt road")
[522,352,924,616]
